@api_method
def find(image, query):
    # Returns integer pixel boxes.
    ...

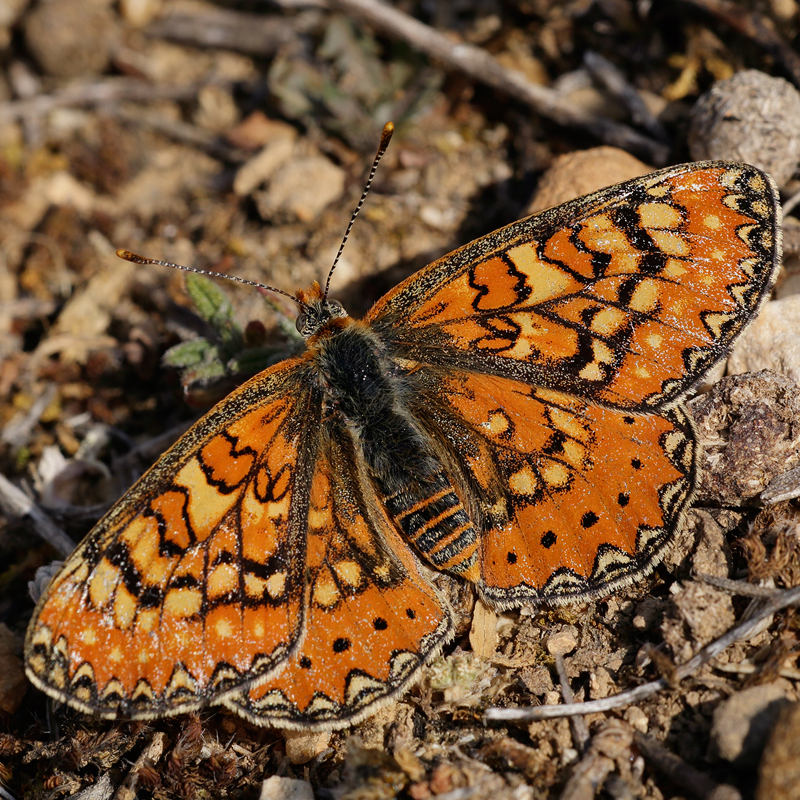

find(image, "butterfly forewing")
[26,360,319,717]
[368,162,780,412]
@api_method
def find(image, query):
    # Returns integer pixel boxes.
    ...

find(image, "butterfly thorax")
[307,316,481,582]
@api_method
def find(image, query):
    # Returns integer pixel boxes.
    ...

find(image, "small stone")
[632,596,664,632]
[118,0,161,27]
[624,706,649,734]
[527,146,651,214]
[756,701,800,800]
[25,0,116,78]
[283,730,332,765]
[689,70,800,188]
[519,664,554,696]
[254,155,345,223]
[259,776,314,800]
[709,684,790,766]
[545,625,579,656]
[729,297,800,386]
[589,666,615,699]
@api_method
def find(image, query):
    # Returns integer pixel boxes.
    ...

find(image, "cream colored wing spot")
[113,586,137,630]
[88,559,121,609]
[628,280,660,313]
[266,571,287,599]
[312,572,341,609]
[208,563,239,599]
[579,362,603,382]
[345,673,386,707]
[482,410,510,435]
[334,560,363,588]
[166,664,198,698]
[703,214,721,230]
[650,230,689,257]
[131,680,156,703]
[164,588,203,619]
[390,650,422,682]
[645,184,669,198]
[590,306,628,336]
[639,201,682,229]
[100,678,126,701]
[509,465,540,495]
[540,462,571,489]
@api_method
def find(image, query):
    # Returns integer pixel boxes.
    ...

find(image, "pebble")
[756,701,800,800]
[709,684,790,766]
[728,296,800,386]
[283,729,332,765]
[689,70,800,189]
[25,0,116,78]
[527,146,651,214]
[545,625,579,656]
[259,777,314,800]
[254,155,345,223]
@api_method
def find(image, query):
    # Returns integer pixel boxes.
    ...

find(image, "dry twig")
[583,51,668,142]
[0,474,75,559]
[325,0,669,164]
[146,8,300,57]
[484,583,800,722]
[0,79,209,125]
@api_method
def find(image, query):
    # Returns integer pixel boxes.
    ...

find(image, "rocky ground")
[1,1,800,798]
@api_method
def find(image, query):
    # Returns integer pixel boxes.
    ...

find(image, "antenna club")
[380,122,394,149]
[116,249,147,264]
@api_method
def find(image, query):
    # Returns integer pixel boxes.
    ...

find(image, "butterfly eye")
[295,313,308,333]
[328,299,344,313]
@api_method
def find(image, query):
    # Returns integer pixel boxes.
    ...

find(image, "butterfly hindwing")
[25,360,319,718]
[223,419,453,728]
[409,369,696,605]
[368,162,780,411]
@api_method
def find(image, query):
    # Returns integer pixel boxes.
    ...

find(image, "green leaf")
[184,273,243,346]
[162,339,219,369]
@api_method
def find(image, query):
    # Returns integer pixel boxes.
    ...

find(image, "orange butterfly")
[25,124,781,729]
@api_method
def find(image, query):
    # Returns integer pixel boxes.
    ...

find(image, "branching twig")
[0,474,76,558]
[484,583,800,722]
[583,51,668,142]
[326,0,669,165]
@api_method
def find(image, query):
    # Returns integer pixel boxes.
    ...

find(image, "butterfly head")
[295,281,348,339]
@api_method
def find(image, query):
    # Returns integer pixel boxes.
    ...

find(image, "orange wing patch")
[224,427,453,727]
[26,361,316,717]
[370,162,779,411]
[412,370,694,604]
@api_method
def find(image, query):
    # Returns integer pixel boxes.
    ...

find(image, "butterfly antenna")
[115,250,305,308]
[323,121,394,300]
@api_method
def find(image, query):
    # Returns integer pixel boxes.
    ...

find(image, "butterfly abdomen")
[314,321,480,580]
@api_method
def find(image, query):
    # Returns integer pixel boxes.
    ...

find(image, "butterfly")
[24,126,781,729]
